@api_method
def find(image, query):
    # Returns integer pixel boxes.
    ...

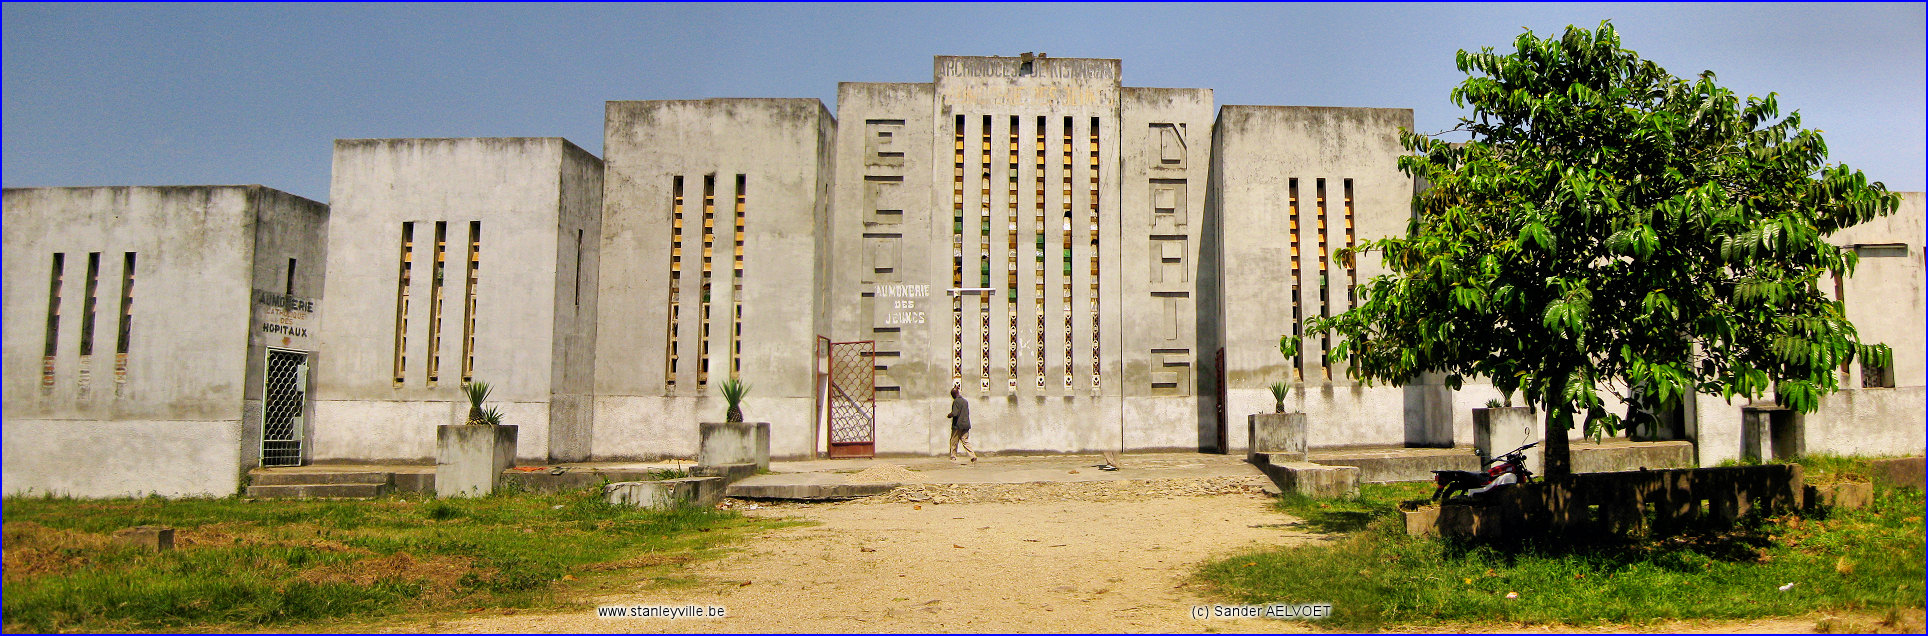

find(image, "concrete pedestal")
[436,424,517,498]
[1740,406,1802,462]
[699,422,770,470]
[1473,407,1541,476]
[1247,412,1307,463]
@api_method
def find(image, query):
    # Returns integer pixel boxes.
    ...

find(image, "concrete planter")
[1472,406,1541,476]
[1247,412,1307,463]
[698,422,770,470]
[436,425,517,498]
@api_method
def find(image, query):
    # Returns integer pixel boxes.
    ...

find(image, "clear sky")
[5,2,1922,202]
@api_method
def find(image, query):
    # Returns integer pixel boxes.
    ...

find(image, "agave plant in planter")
[439,380,517,498]
[1268,381,1291,413]
[718,377,751,423]
[462,381,501,426]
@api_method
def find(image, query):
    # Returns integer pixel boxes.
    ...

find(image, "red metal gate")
[826,339,876,458]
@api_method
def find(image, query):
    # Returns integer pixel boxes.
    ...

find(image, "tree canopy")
[1306,22,1898,479]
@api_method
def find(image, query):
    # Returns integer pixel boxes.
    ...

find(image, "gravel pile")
[844,463,928,485]
[859,476,1266,505]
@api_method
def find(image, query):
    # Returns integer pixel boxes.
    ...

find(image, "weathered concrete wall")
[241,187,331,469]
[548,143,606,461]
[1829,191,1925,388]
[1120,86,1216,451]
[832,81,938,454]
[1209,106,1423,451]
[822,58,1223,457]
[594,99,834,460]
[3,185,322,496]
[3,419,243,497]
[1689,192,1926,465]
[314,138,600,463]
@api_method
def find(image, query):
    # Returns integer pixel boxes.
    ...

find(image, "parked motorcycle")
[1430,441,1538,503]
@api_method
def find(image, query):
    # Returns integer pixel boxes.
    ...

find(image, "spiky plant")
[463,381,494,426]
[719,377,750,423]
[1268,381,1290,413]
[481,405,504,427]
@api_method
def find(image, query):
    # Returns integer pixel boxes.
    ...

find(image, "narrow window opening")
[426,221,447,385]
[286,258,297,295]
[1344,179,1357,308]
[1009,115,1020,391]
[80,252,100,358]
[732,174,746,377]
[116,252,136,383]
[461,221,480,384]
[699,174,716,388]
[1289,179,1303,382]
[1035,115,1047,390]
[393,223,414,385]
[573,229,583,308]
[981,115,992,393]
[1089,116,1101,390]
[42,253,64,388]
[952,115,965,386]
[1317,179,1330,382]
[1063,116,1074,390]
[668,177,684,389]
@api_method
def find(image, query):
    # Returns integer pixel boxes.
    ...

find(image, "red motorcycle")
[1431,441,1538,503]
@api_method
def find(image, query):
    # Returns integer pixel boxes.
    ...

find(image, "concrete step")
[251,471,393,486]
[245,483,388,499]
[724,473,900,500]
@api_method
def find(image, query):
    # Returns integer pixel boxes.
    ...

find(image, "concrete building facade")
[309,138,603,464]
[2,186,328,496]
[4,56,1920,497]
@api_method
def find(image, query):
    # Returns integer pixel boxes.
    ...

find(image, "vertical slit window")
[42,253,64,388]
[286,258,297,295]
[700,175,715,388]
[1344,179,1357,309]
[461,221,480,384]
[1035,116,1047,389]
[79,252,100,359]
[573,229,582,308]
[1317,179,1330,382]
[426,221,447,385]
[1063,117,1074,390]
[1008,115,1019,391]
[1289,179,1303,382]
[981,115,991,393]
[667,177,684,389]
[732,174,746,377]
[116,252,136,383]
[1089,117,1101,390]
[952,115,965,386]
[392,223,414,386]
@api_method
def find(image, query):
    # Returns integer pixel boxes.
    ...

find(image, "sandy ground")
[398,481,1920,634]
[432,490,1328,633]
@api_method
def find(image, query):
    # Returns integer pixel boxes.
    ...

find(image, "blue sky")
[5,2,1922,202]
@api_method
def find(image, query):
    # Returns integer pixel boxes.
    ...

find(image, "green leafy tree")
[1307,23,1897,480]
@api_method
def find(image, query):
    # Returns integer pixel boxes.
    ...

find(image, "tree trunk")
[1541,377,1574,481]
[1543,411,1571,481]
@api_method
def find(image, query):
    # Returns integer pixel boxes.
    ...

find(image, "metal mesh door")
[261,350,307,467]
[827,340,875,458]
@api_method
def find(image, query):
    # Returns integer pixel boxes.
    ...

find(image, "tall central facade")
[571,54,1424,461]
[828,56,1218,454]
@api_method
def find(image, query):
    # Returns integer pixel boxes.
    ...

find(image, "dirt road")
[406,478,1915,634]
[437,481,1325,633]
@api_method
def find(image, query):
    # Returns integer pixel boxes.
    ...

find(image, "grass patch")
[1,488,791,632]
[1204,463,1925,629]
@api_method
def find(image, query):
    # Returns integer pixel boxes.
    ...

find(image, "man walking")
[947,386,978,463]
